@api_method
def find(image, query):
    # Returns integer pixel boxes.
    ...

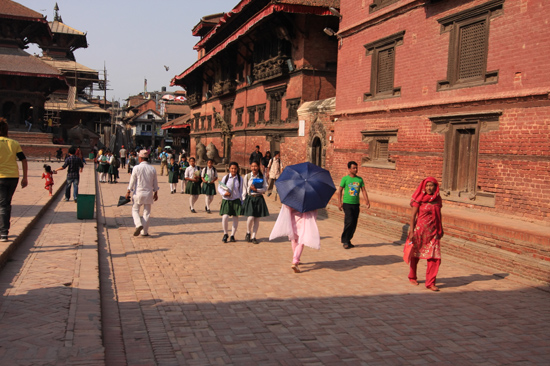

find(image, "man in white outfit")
[125,150,159,236]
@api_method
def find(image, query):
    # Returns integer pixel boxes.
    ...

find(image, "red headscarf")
[410,177,443,236]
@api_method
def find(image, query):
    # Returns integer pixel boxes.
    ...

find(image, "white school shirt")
[242,172,267,200]
[201,167,218,182]
[218,174,243,201]
[127,162,159,205]
[184,165,200,180]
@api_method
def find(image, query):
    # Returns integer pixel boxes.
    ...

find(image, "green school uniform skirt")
[201,182,217,196]
[242,194,269,217]
[168,171,179,183]
[219,199,242,216]
[97,163,108,173]
[185,181,201,195]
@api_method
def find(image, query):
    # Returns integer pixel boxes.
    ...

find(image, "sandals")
[409,279,419,286]
[427,285,440,292]
[291,264,301,273]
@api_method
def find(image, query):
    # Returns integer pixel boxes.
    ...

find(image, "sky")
[18,0,235,102]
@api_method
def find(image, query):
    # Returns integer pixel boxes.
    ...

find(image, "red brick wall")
[331,0,550,223]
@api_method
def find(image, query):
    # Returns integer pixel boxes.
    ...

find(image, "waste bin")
[77,194,95,220]
[88,153,94,160]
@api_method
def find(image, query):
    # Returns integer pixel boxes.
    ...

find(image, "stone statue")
[206,142,222,164]
[215,111,231,135]
[195,141,207,165]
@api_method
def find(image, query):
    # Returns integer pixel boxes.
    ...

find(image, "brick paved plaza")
[0,162,549,365]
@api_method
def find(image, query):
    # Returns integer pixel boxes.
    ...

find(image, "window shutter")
[376,140,389,160]
[458,20,486,81]
[377,48,395,93]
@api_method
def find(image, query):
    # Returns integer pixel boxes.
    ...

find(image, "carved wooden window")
[369,0,399,13]
[286,98,300,123]
[235,108,244,127]
[247,106,256,127]
[193,113,200,131]
[222,102,233,128]
[364,31,404,100]
[266,86,286,125]
[437,0,503,91]
[207,115,212,131]
[361,129,397,169]
[200,116,206,131]
[430,112,500,207]
[257,104,266,124]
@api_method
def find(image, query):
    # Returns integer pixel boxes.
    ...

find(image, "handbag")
[403,238,415,264]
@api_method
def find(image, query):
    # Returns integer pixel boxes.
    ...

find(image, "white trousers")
[132,202,151,235]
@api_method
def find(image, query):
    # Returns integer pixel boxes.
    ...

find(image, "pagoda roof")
[0,47,64,79]
[0,0,44,20]
[40,57,97,76]
[161,114,191,130]
[45,98,109,114]
[192,13,225,38]
[49,20,86,36]
[165,103,190,115]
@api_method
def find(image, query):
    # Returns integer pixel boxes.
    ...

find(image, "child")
[178,155,189,193]
[242,161,269,244]
[218,162,243,243]
[108,152,119,184]
[269,204,320,273]
[167,156,180,194]
[97,150,110,183]
[201,159,218,213]
[42,164,57,196]
[128,151,137,174]
[184,157,201,212]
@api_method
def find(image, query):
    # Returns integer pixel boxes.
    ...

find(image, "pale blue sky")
[18,0,235,102]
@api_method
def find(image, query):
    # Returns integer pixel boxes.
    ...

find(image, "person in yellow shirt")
[0,118,28,242]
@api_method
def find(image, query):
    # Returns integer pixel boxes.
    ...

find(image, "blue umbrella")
[275,162,336,213]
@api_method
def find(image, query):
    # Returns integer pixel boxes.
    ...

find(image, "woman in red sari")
[407,177,443,291]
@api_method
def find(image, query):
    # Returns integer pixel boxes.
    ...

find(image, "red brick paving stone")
[0,162,104,365]
[95,164,550,365]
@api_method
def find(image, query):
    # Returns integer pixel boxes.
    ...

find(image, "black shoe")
[207,209,211,214]
[245,233,251,242]
[74,199,77,203]
[251,238,259,244]
[134,226,143,236]
[0,235,7,242]
[343,243,351,249]
[222,234,228,243]
[230,236,236,242]
[191,208,196,213]
[348,243,355,248]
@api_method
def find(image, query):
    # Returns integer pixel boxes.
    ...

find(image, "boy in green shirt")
[337,161,370,249]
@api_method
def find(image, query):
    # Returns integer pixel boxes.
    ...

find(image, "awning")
[161,123,190,130]
[171,4,333,86]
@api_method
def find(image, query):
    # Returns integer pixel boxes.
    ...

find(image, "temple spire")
[54,3,62,22]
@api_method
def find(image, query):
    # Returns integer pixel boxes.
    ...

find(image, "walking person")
[125,150,159,237]
[407,177,444,292]
[108,153,119,184]
[119,145,127,169]
[159,149,169,176]
[218,162,243,243]
[337,161,370,249]
[249,145,263,165]
[0,118,28,242]
[266,151,282,197]
[261,151,271,175]
[201,159,218,213]
[167,156,180,194]
[42,164,56,196]
[184,157,201,213]
[55,146,84,202]
[24,116,32,132]
[97,150,109,183]
[269,204,320,273]
[178,155,189,193]
[242,161,269,244]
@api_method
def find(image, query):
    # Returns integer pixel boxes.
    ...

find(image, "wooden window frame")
[247,106,257,127]
[430,112,501,207]
[266,85,286,125]
[235,107,244,127]
[364,31,404,101]
[369,0,400,13]
[360,129,398,169]
[286,98,301,123]
[257,104,266,124]
[207,115,212,131]
[437,0,504,91]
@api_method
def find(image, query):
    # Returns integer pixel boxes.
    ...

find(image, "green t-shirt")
[340,175,364,205]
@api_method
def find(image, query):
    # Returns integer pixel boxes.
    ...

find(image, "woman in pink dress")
[407,177,444,291]
[269,204,320,273]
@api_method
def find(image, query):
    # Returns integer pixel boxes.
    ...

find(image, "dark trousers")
[341,203,360,244]
[121,158,126,169]
[0,178,19,235]
[65,177,79,200]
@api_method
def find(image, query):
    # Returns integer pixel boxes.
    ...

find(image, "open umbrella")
[275,162,336,213]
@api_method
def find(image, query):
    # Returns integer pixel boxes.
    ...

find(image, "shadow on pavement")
[437,273,509,288]
[302,254,402,272]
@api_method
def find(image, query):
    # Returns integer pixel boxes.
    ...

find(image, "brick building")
[325,0,550,282]
[170,0,340,168]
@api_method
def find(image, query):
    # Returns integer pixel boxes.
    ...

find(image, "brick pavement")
[0,161,104,365]
[98,166,550,365]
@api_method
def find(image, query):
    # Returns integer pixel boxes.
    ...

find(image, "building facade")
[171,0,340,168]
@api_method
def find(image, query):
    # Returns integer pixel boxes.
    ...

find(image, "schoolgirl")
[218,162,243,243]
[167,156,180,194]
[178,155,189,193]
[201,159,218,213]
[184,157,201,213]
[108,152,119,184]
[97,150,110,182]
[242,161,269,244]
[42,164,56,196]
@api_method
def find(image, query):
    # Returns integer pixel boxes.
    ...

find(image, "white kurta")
[128,162,159,204]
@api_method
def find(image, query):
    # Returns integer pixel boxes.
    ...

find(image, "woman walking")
[167,156,180,194]
[201,159,218,213]
[218,162,243,243]
[408,177,444,291]
[242,161,269,244]
[184,157,201,212]
[178,155,189,193]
